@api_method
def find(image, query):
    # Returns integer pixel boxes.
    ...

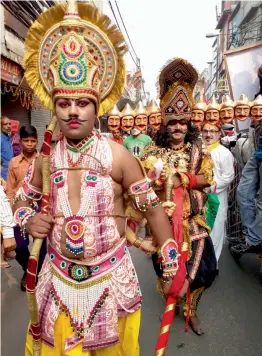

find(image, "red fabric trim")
[183,172,198,189]
[168,186,187,298]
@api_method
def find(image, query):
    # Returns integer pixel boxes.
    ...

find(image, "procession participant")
[14,2,177,354]
[191,94,206,132]
[229,96,262,254]
[219,94,235,125]
[134,100,148,133]
[202,121,235,264]
[250,94,262,122]
[205,96,220,126]
[123,101,151,158]
[234,94,250,122]
[120,102,134,138]
[143,57,216,335]
[0,158,16,268]
[147,99,162,143]
[107,104,121,132]
[1,116,14,181]
[6,125,46,291]
[123,126,152,158]
[111,128,123,145]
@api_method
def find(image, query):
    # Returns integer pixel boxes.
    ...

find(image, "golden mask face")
[108,115,120,131]
[149,113,162,130]
[250,106,262,121]
[121,115,134,132]
[235,105,250,121]
[205,109,220,125]
[191,110,205,130]
[135,114,147,132]
[220,107,234,124]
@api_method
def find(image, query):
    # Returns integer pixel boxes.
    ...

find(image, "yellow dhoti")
[25,309,141,356]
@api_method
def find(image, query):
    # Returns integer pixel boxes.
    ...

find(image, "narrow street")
[1,245,262,356]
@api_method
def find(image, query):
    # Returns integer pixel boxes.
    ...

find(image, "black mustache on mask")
[61,118,88,123]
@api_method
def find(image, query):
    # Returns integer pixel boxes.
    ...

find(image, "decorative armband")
[160,238,180,281]
[128,178,160,212]
[177,172,198,190]
[13,162,42,207]
[14,207,36,238]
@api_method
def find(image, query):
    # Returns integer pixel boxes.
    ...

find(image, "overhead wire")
[107,0,147,101]
[114,0,147,99]
[107,0,139,69]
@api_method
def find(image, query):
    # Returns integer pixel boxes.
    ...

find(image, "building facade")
[205,1,262,101]
[1,1,55,149]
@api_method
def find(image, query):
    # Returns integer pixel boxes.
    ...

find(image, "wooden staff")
[26,117,57,356]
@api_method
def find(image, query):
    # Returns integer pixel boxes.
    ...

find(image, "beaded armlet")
[128,158,160,212]
[160,238,180,281]
[13,162,42,208]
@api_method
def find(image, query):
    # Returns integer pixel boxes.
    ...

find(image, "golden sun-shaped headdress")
[24,1,127,116]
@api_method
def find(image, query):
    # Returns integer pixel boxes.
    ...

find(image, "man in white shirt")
[0,184,16,267]
[202,122,235,266]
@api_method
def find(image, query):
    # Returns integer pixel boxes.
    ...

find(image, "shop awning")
[1,29,24,67]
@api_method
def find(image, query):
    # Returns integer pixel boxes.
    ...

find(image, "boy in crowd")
[6,125,46,290]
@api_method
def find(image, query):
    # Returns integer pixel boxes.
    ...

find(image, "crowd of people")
[0,2,261,355]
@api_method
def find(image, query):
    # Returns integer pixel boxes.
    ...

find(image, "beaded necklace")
[66,131,95,167]
[54,133,100,256]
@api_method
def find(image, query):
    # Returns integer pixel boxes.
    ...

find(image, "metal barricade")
[226,161,243,239]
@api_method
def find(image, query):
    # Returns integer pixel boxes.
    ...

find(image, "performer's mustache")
[61,118,88,123]
[168,129,186,134]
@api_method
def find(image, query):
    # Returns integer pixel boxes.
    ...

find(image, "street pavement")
[1,245,262,356]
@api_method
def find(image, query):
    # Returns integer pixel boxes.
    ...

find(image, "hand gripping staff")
[155,168,189,356]
[26,117,57,356]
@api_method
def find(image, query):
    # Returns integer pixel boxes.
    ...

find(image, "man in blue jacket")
[1,116,14,180]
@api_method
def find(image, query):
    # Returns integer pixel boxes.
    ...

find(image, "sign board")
[224,41,262,132]
[1,55,22,85]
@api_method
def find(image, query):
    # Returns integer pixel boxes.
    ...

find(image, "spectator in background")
[0,158,16,268]
[123,128,152,158]
[11,120,22,157]
[6,125,39,202]
[1,116,14,180]
[111,128,123,145]
[6,125,46,291]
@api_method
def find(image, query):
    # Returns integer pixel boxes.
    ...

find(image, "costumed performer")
[191,94,207,133]
[124,101,151,158]
[13,2,179,355]
[120,103,134,139]
[142,57,217,335]
[147,99,162,143]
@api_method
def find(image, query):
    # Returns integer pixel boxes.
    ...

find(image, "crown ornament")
[24,0,127,116]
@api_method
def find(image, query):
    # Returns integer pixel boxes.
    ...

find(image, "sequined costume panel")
[49,134,120,263]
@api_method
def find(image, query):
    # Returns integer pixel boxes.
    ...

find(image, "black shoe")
[227,236,245,244]
[231,242,262,255]
[20,272,27,292]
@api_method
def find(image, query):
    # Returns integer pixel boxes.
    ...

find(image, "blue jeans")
[237,154,262,245]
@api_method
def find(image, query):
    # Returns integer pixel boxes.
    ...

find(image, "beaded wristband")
[14,207,36,239]
[160,238,180,279]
